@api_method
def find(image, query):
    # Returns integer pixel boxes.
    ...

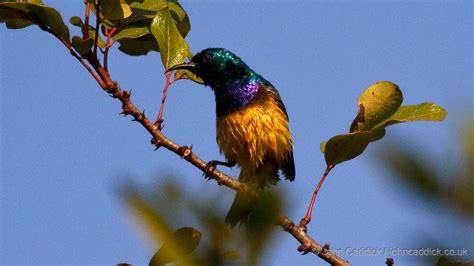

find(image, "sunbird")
[167,48,295,227]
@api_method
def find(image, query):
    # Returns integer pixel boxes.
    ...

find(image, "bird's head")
[166,48,252,88]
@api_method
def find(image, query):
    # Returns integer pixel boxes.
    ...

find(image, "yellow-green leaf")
[350,81,403,132]
[374,102,448,129]
[168,1,190,37]
[321,81,447,166]
[100,0,132,20]
[324,131,372,166]
[71,36,94,56]
[149,227,201,266]
[150,7,189,69]
[112,21,150,40]
[0,2,70,41]
[117,34,159,56]
[68,16,106,48]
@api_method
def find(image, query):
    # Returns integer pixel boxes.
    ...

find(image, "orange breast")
[216,88,292,170]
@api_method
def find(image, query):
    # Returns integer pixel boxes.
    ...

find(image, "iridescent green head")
[166,48,252,88]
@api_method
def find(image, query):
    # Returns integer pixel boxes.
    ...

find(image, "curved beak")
[165,62,197,73]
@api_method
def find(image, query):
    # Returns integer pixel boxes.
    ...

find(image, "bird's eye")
[203,54,212,63]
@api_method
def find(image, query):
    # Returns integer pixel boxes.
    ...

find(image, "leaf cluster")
[120,179,283,266]
[1,0,199,82]
[321,81,447,166]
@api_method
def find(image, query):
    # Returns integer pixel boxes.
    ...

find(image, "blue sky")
[1,1,472,265]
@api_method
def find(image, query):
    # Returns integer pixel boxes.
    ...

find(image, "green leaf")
[373,102,448,129]
[128,0,167,20]
[222,251,241,261]
[321,81,446,166]
[168,1,190,37]
[117,34,159,56]
[1,0,44,5]
[71,36,94,56]
[149,227,201,266]
[350,81,403,132]
[6,18,33,29]
[130,0,166,13]
[0,2,70,42]
[112,21,150,40]
[69,15,82,26]
[150,7,190,69]
[68,16,106,49]
[150,7,201,83]
[123,189,198,266]
[323,131,373,166]
[100,0,132,21]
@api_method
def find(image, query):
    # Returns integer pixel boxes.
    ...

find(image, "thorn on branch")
[132,110,146,122]
[122,90,131,99]
[151,137,162,150]
[178,145,193,159]
[154,119,164,131]
[121,105,133,116]
[322,243,330,255]
[297,244,310,255]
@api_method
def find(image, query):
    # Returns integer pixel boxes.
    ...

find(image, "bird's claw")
[202,160,219,179]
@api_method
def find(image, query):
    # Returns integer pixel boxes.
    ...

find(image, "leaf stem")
[83,0,90,39]
[104,24,123,71]
[93,0,101,57]
[299,164,335,229]
[155,72,172,129]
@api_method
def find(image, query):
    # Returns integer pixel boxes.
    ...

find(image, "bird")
[166,48,295,227]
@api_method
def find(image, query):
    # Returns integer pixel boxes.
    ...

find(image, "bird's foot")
[202,160,236,180]
[202,160,218,180]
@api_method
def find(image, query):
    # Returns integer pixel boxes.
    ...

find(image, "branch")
[22,12,104,88]
[155,72,172,129]
[83,64,350,266]
[36,16,350,265]
[278,215,350,266]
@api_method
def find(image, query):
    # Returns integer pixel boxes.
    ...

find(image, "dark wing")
[264,82,295,181]
[273,89,289,119]
[262,79,289,119]
[282,150,295,181]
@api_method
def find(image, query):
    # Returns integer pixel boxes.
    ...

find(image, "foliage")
[1,1,453,265]
[0,0,69,40]
[0,0,198,82]
[320,81,447,166]
[120,180,282,266]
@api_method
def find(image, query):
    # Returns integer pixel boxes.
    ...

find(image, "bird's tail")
[225,190,254,227]
[225,164,279,228]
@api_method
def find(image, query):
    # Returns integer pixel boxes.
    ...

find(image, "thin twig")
[93,0,101,57]
[25,12,104,88]
[155,72,172,129]
[83,1,90,39]
[104,27,110,71]
[57,37,104,88]
[299,164,335,229]
[104,24,123,71]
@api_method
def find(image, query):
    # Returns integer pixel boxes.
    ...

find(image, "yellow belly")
[216,88,292,171]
